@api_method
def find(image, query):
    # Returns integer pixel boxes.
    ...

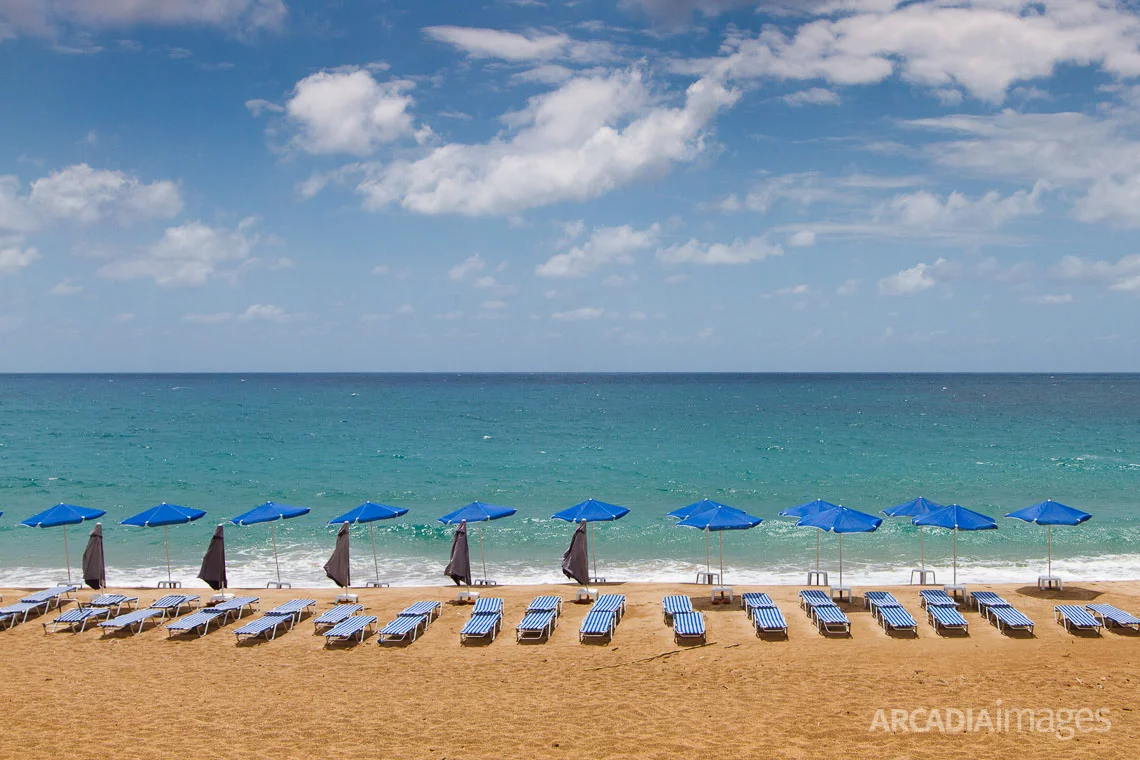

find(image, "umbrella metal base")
[266,580,291,589]
[157,580,182,589]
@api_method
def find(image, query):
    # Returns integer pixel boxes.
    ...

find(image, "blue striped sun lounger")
[1054,605,1101,634]
[324,615,377,646]
[213,596,260,619]
[742,592,774,612]
[461,598,504,644]
[595,594,626,622]
[811,603,851,635]
[378,613,429,644]
[21,585,80,610]
[166,608,227,638]
[265,598,317,624]
[400,601,442,626]
[516,610,557,642]
[662,595,693,623]
[1086,604,1140,631]
[969,591,1010,615]
[80,594,139,614]
[927,605,969,635]
[527,595,562,617]
[98,608,166,635]
[672,611,706,644]
[579,608,616,643]
[876,604,919,634]
[919,589,959,609]
[752,605,788,638]
[313,604,363,633]
[234,614,296,643]
[0,601,48,629]
[987,605,1035,635]
[44,606,110,633]
[150,594,199,617]
[864,591,900,613]
[799,589,833,614]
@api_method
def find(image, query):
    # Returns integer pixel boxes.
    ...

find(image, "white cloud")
[775,284,811,296]
[183,312,234,324]
[879,259,944,296]
[552,306,606,320]
[836,278,861,295]
[619,0,753,27]
[537,223,660,277]
[1076,174,1140,228]
[50,278,82,295]
[1029,293,1074,305]
[244,98,284,117]
[657,236,783,265]
[481,300,508,310]
[874,182,1045,232]
[0,0,287,39]
[353,67,739,215]
[97,217,261,286]
[788,230,816,247]
[111,312,135,324]
[1,164,182,232]
[1052,254,1140,291]
[449,253,486,281]
[0,242,38,274]
[423,26,613,63]
[782,87,841,106]
[285,69,415,156]
[371,264,389,275]
[239,303,290,323]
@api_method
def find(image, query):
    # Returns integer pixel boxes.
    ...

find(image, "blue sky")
[2,0,1140,371]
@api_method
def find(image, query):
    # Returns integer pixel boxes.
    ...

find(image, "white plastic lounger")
[987,605,1035,635]
[0,601,47,628]
[595,594,626,622]
[811,604,851,635]
[1086,604,1140,631]
[43,606,109,633]
[876,604,918,634]
[516,610,557,642]
[662,595,693,623]
[80,594,138,614]
[150,594,199,617]
[579,608,616,643]
[927,605,969,635]
[324,615,377,646]
[234,614,295,642]
[918,589,958,609]
[672,610,706,644]
[527,595,562,617]
[20,585,80,610]
[213,596,260,619]
[752,605,788,638]
[166,608,227,638]
[460,598,503,644]
[741,592,774,612]
[264,598,317,624]
[313,604,363,633]
[378,613,429,644]
[1054,605,1102,634]
[98,608,165,634]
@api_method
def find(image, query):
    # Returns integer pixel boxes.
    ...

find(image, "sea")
[0,374,1137,589]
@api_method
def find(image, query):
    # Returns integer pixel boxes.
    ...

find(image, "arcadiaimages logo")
[868,701,1111,740]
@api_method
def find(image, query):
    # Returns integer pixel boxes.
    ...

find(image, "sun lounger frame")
[1086,604,1140,631]
[97,608,166,635]
[986,604,1035,635]
[313,604,364,633]
[579,608,616,643]
[516,610,557,642]
[672,610,706,644]
[44,606,110,633]
[1054,605,1101,633]
[662,595,693,623]
[926,605,969,635]
[810,603,851,635]
[324,615,377,646]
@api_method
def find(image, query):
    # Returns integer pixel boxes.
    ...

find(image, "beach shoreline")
[3,579,1138,759]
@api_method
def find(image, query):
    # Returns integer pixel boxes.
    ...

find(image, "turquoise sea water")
[0,374,1138,588]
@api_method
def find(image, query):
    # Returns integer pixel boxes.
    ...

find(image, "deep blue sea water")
[1,374,1138,587]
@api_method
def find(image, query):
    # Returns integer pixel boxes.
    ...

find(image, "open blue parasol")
[778,499,842,575]
[552,499,630,582]
[795,506,882,587]
[913,504,997,586]
[230,501,311,587]
[328,502,409,586]
[882,496,943,577]
[438,502,516,583]
[675,502,762,583]
[121,502,207,586]
[1005,499,1091,581]
[21,504,107,584]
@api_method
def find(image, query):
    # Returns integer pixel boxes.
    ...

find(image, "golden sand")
[1,581,1138,759]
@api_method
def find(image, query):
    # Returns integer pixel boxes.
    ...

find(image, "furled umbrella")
[198,524,228,592]
[552,498,630,583]
[445,521,472,587]
[20,504,107,584]
[675,503,762,584]
[324,522,351,590]
[561,521,589,586]
[327,502,408,587]
[120,502,207,587]
[1005,499,1092,584]
[913,504,998,586]
[438,502,516,585]
[81,523,106,590]
[882,496,943,579]
[794,506,882,587]
[230,501,311,588]
[778,499,841,576]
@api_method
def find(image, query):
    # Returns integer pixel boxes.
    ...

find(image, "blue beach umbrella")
[676,503,762,583]
[438,502,517,583]
[667,498,742,520]
[1005,499,1092,581]
[120,502,207,586]
[328,502,409,586]
[882,497,943,576]
[552,499,630,583]
[230,501,311,587]
[913,505,998,586]
[20,504,107,584]
[778,499,842,575]
[795,507,882,587]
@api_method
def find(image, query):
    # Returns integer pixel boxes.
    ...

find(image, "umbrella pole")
[479,524,487,582]
[920,526,925,571]
[815,531,820,573]
[953,527,958,586]
[589,521,597,582]
[705,528,711,576]
[719,531,724,584]
[371,522,380,585]
[1047,525,1052,578]
[271,522,281,584]
[164,525,172,584]
[63,525,71,584]
[839,534,843,587]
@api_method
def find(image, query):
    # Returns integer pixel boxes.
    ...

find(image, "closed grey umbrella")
[324,523,351,588]
[197,524,227,591]
[445,521,472,587]
[561,521,589,586]
[82,523,106,590]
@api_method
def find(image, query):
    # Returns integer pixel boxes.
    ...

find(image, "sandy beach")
[2,580,1138,759]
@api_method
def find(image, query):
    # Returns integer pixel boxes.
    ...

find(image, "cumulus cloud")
[97,217,261,286]
[0,0,287,39]
[351,67,739,215]
[239,303,290,322]
[285,68,415,155]
[537,223,660,277]
[874,182,1045,232]
[782,87,841,106]
[657,236,783,265]
[788,230,816,247]
[879,259,944,295]
[50,278,82,295]
[0,242,38,274]
[1052,254,1140,291]
[449,253,486,281]
[618,0,754,27]
[423,26,613,63]
[1029,293,1074,305]
[552,306,606,320]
